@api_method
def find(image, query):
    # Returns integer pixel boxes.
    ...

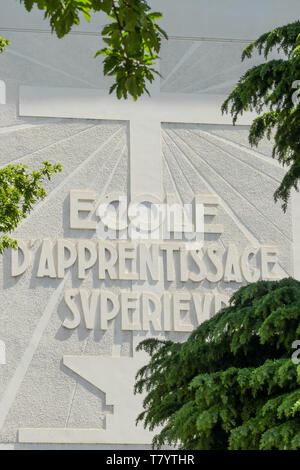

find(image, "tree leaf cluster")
[20,0,167,100]
[0,162,62,253]
[222,22,300,211]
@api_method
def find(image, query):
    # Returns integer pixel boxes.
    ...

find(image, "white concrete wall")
[0,0,299,449]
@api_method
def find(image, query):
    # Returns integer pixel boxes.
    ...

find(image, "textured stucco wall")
[0,0,299,449]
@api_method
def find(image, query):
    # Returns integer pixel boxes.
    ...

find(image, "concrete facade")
[0,0,299,449]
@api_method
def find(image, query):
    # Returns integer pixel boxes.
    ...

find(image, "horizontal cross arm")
[19,86,257,125]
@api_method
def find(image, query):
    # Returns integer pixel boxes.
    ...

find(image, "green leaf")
[18,1,166,100]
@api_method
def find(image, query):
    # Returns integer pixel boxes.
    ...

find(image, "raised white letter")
[100,291,120,330]
[11,240,31,277]
[142,292,162,331]
[173,292,193,332]
[80,289,99,329]
[78,240,97,279]
[57,239,77,278]
[63,289,81,329]
[224,243,242,283]
[70,189,97,230]
[37,239,56,278]
[98,242,118,280]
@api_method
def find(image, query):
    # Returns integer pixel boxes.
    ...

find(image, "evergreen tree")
[222,21,300,211]
[135,278,300,450]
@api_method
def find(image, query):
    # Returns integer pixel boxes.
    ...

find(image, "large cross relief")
[16,74,293,445]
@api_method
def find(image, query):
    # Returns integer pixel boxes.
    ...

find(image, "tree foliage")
[222,21,300,212]
[135,278,300,449]
[0,162,62,253]
[0,40,62,254]
[0,37,10,53]
[19,0,167,100]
